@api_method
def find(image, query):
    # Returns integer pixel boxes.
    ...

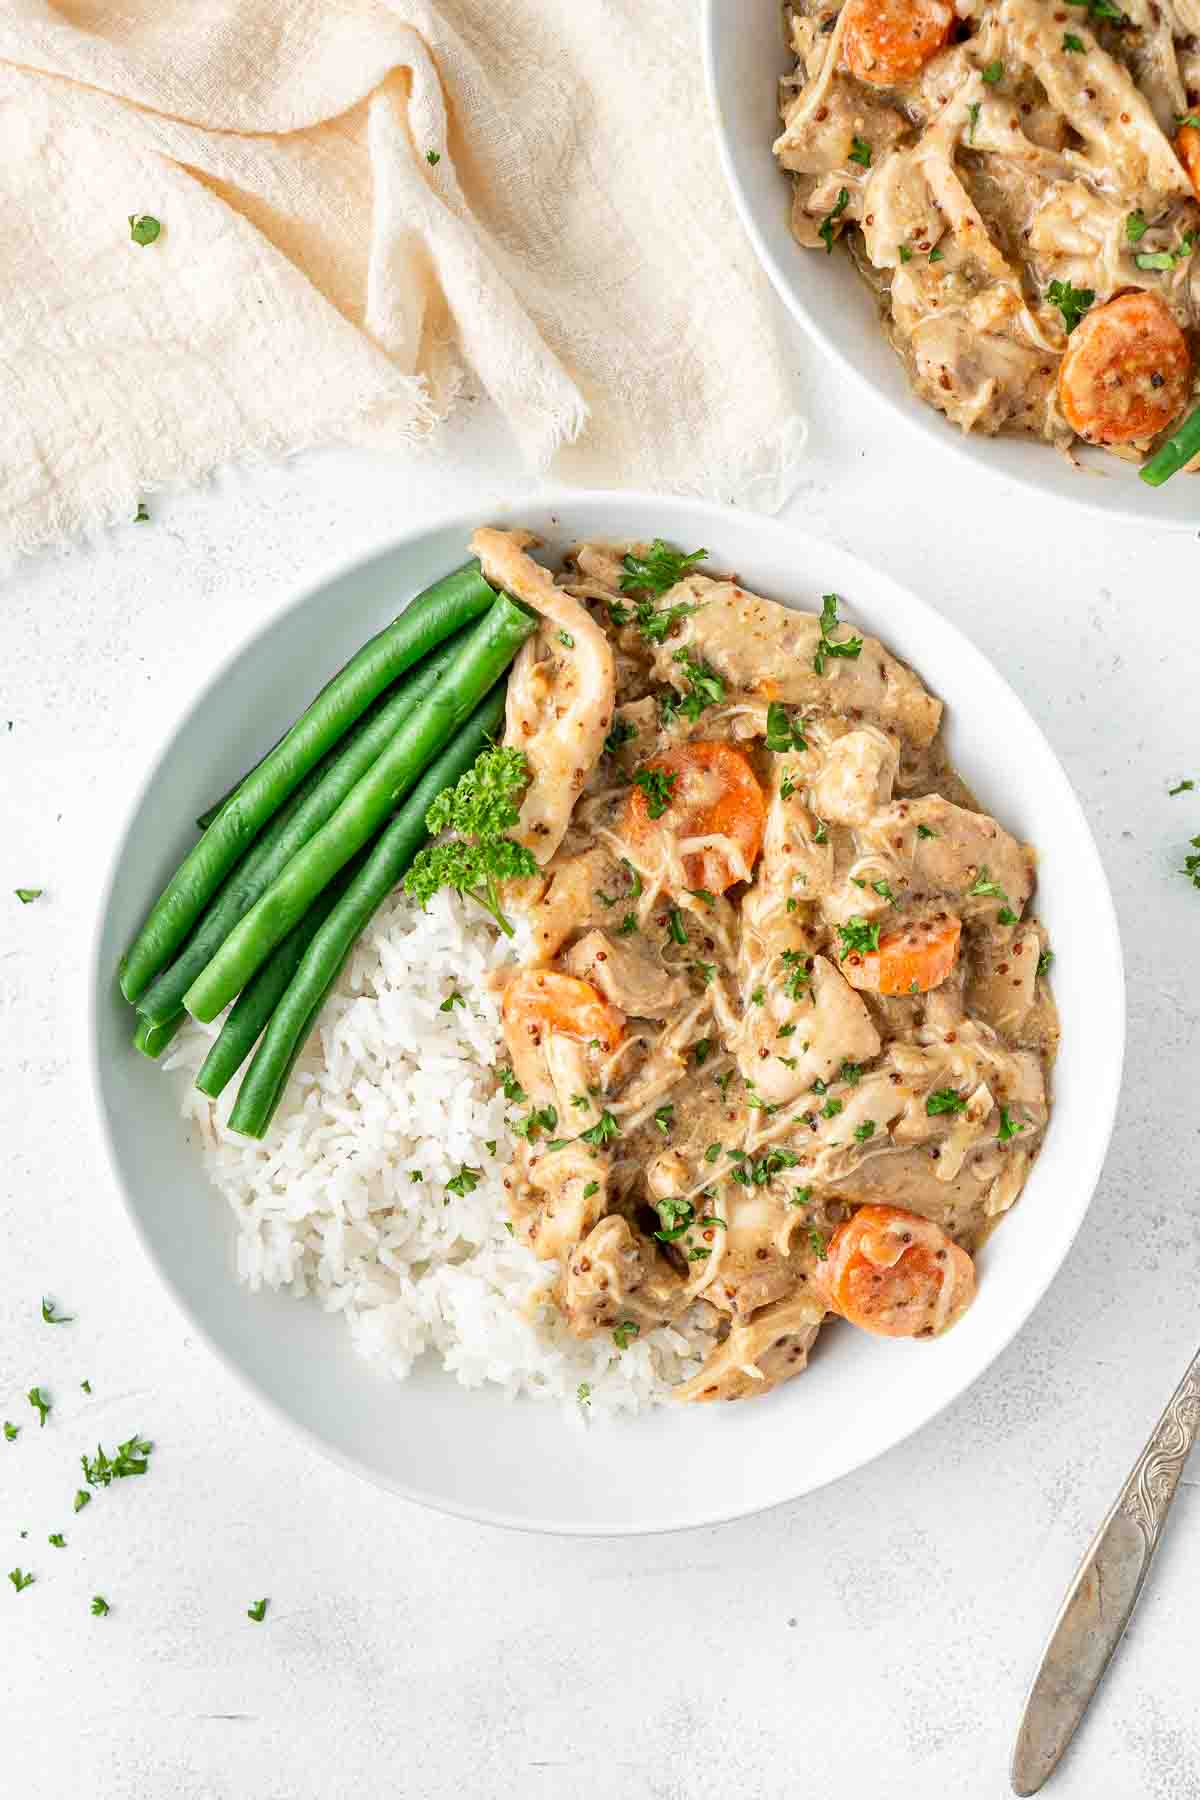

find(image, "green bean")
[1140,404,1200,487]
[228,687,508,1138]
[133,1011,185,1059]
[135,631,469,1028]
[192,598,456,830]
[186,593,533,1023]
[194,856,362,1099]
[119,560,497,1004]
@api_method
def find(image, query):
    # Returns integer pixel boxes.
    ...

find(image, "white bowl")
[89,491,1124,1535]
[703,1,1199,528]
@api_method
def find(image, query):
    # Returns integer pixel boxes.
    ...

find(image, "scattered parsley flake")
[604,717,637,756]
[982,58,1004,83]
[818,187,850,254]
[499,1066,526,1104]
[998,1106,1025,1142]
[966,101,981,142]
[765,702,808,753]
[1185,836,1200,890]
[1047,278,1094,333]
[927,1089,967,1116]
[8,1568,34,1593]
[1062,31,1086,50]
[653,1104,674,1135]
[849,135,872,168]
[91,1594,110,1616]
[693,1037,712,1066]
[617,911,639,936]
[426,148,441,165]
[821,1098,843,1120]
[558,630,575,649]
[81,1379,92,1395]
[73,1490,91,1514]
[580,1110,619,1149]
[27,1388,50,1429]
[872,878,895,901]
[808,1228,828,1261]
[1037,948,1054,976]
[577,1382,592,1406]
[837,916,880,961]
[3,1423,17,1442]
[612,1320,640,1350]
[619,540,708,598]
[247,1598,269,1622]
[916,823,936,839]
[446,1166,482,1197]
[81,1434,153,1487]
[129,213,161,245]
[439,990,465,1012]
[968,867,1008,900]
[899,244,913,263]
[15,888,43,904]
[1126,210,1148,244]
[632,765,677,819]
[48,1533,65,1549]
[583,1180,600,1200]
[813,593,863,675]
[1168,779,1194,796]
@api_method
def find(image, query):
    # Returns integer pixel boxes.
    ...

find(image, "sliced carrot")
[501,970,624,1054]
[814,1203,975,1339]
[1058,290,1190,447]
[842,0,955,88]
[622,741,766,894]
[1177,124,1200,202]
[843,913,961,996]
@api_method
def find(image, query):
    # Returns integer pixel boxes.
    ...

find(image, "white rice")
[165,889,711,1417]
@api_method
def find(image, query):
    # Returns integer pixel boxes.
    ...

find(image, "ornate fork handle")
[1119,1351,1200,1546]
[1012,1344,1200,1795]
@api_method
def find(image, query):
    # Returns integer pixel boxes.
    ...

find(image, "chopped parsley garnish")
[580,1109,619,1148]
[439,990,465,1012]
[998,906,1019,926]
[704,1142,722,1164]
[916,823,936,839]
[80,1380,91,1394]
[714,1071,733,1096]
[812,819,829,845]
[612,1320,640,1350]
[837,916,880,961]
[1069,0,1124,16]
[577,1382,592,1406]
[73,1490,91,1513]
[134,502,150,523]
[780,775,796,800]
[982,59,1004,83]
[8,1568,34,1593]
[426,148,441,165]
[744,1147,800,1186]
[571,1093,590,1110]
[997,1106,1025,1142]
[27,1387,50,1429]
[653,1104,674,1135]
[558,630,574,649]
[1037,948,1054,976]
[446,1166,482,1197]
[617,912,639,935]
[619,540,708,597]
[750,985,765,1006]
[792,1185,813,1208]
[780,948,809,1000]
[1179,112,1200,128]
[128,213,161,245]
[1168,778,1194,796]
[778,1022,796,1038]
[968,867,1008,900]
[813,593,863,675]
[1047,278,1094,333]
[654,1196,695,1241]
[247,1598,269,1622]
[871,878,896,901]
[853,1120,876,1142]
[686,1246,712,1262]
[48,1533,65,1548]
[966,102,981,143]
[91,1594,110,1616]
[3,1423,18,1442]
[543,1139,572,1153]
[40,1297,72,1326]
[1126,211,1148,244]
[818,186,850,253]
[1183,836,1200,890]
[808,1228,828,1261]
[765,702,808,753]
[898,244,913,263]
[666,906,688,946]
[821,1098,843,1120]
[512,1102,557,1141]
[840,1060,862,1086]
[604,717,637,756]
[693,959,715,985]
[661,649,725,725]
[693,1037,712,1065]
[405,746,536,936]
[583,1180,600,1200]
[926,1088,967,1116]
[15,888,42,904]
[498,1066,526,1104]
[81,1434,153,1487]
[1062,32,1085,51]
[928,247,945,263]
[849,136,872,168]
[632,765,677,819]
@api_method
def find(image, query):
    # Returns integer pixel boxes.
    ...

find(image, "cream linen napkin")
[0,0,805,559]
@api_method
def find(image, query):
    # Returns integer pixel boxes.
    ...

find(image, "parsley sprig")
[813,594,863,675]
[619,540,708,597]
[661,649,725,725]
[405,747,536,936]
[1047,279,1094,334]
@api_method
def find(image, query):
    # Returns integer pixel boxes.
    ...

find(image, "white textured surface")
[2,348,1198,1796]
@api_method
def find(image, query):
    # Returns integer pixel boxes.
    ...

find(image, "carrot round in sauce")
[815,1203,976,1339]
[843,913,961,996]
[622,740,766,894]
[842,0,955,89]
[501,969,624,1052]
[1176,124,1200,202]
[1057,290,1190,446]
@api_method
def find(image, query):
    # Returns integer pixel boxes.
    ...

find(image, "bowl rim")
[87,486,1126,1535]
[699,0,1198,533]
